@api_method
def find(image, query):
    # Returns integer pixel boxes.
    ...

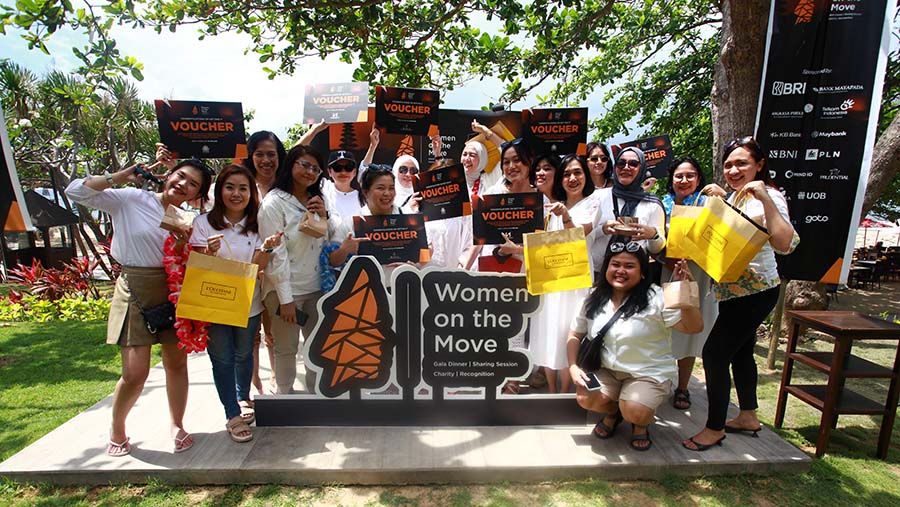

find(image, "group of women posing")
[68,123,795,456]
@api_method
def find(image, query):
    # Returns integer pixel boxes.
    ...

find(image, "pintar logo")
[307,257,396,398]
[779,0,816,24]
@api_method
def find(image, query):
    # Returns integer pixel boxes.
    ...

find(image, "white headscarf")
[392,154,419,207]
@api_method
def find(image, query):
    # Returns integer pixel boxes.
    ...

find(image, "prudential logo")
[772,81,807,96]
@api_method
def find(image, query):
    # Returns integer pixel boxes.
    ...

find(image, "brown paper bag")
[663,280,700,309]
[159,204,191,233]
[299,211,327,238]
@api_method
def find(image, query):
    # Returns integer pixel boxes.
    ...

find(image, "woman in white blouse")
[567,242,702,451]
[257,145,360,394]
[66,159,213,456]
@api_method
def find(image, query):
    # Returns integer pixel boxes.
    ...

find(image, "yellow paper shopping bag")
[176,251,258,327]
[666,205,704,260]
[683,196,769,282]
[523,227,593,295]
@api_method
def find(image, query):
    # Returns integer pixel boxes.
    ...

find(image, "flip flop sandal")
[239,400,256,424]
[682,434,726,451]
[673,388,691,410]
[592,412,623,440]
[226,416,253,443]
[502,381,520,395]
[173,430,194,453]
[107,436,131,457]
[630,425,652,451]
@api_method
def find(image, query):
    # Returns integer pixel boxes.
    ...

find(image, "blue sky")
[1,12,617,142]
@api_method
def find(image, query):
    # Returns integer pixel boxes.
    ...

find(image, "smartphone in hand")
[584,372,603,391]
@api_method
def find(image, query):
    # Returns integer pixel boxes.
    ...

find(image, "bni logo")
[772,81,807,96]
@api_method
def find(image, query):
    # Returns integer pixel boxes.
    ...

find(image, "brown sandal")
[238,399,255,424]
[226,416,253,443]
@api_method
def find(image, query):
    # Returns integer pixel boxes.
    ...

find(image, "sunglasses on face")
[615,159,641,169]
[397,165,419,175]
[588,156,609,163]
[610,241,642,253]
[331,164,355,173]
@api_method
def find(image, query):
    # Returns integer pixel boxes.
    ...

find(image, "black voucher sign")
[375,86,440,136]
[304,82,369,124]
[354,214,430,264]
[614,134,672,179]
[472,192,544,245]
[755,0,891,283]
[521,108,588,156]
[154,100,247,159]
[413,164,471,221]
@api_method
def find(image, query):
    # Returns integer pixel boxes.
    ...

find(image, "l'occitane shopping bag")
[683,196,769,282]
[523,227,592,295]
[176,251,258,327]
[666,194,704,260]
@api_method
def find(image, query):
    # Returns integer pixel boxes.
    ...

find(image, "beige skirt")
[107,266,178,347]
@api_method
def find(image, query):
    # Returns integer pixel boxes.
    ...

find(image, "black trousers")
[702,285,780,431]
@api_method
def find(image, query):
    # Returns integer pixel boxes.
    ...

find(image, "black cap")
[328,150,357,168]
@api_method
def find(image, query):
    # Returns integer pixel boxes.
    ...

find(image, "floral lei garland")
[163,235,209,352]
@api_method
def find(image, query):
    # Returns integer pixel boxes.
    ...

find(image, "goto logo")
[805,215,830,223]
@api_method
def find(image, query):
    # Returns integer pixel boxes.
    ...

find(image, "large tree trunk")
[710,0,770,180]
[863,113,900,217]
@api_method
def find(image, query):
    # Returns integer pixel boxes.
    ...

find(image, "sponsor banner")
[414,163,471,221]
[154,100,247,159]
[472,192,544,245]
[521,108,588,156]
[0,109,33,233]
[754,0,891,283]
[613,134,673,179]
[435,109,522,169]
[354,214,429,264]
[303,82,369,124]
[375,86,440,136]
[307,106,427,170]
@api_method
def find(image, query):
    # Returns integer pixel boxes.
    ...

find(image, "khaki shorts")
[594,368,672,411]
[107,266,178,347]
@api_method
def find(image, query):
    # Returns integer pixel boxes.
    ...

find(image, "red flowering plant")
[162,235,210,353]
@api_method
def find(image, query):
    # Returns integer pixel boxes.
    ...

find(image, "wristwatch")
[103,171,115,186]
[262,246,275,254]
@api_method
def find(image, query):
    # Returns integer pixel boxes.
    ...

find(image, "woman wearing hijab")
[586,147,666,274]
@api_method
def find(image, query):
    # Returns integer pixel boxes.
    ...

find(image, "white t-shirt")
[571,286,681,383]
[189,214,264,317]
[65,179,173,268]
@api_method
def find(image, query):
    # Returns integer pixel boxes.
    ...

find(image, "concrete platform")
[0,351,811,485]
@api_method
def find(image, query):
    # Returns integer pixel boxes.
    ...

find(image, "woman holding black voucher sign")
[682,137,798,452]
[257,145,359,394]
[66,158,213,457]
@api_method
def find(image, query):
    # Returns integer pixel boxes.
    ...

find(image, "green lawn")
[1,321,899,506]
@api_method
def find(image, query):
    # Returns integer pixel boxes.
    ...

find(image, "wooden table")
[775,311,900,459]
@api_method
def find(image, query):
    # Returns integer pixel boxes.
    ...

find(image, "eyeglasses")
[588,156,609,163]
[500,137,526,151]
[615,159,641,169]
[294,159,321,175]
[397,165,419,175]
[609,241,642,253]
[331,164,355,173]
[673,172,698,181]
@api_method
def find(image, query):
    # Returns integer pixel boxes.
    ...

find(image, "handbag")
[682,194,769,282]
[523,227,592,295]
[122,275,176,335]
[299,211,327,238]
[662,270,700,310]
[477,249,523,273]
[176,248,259,327]
[576,305,626,371]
